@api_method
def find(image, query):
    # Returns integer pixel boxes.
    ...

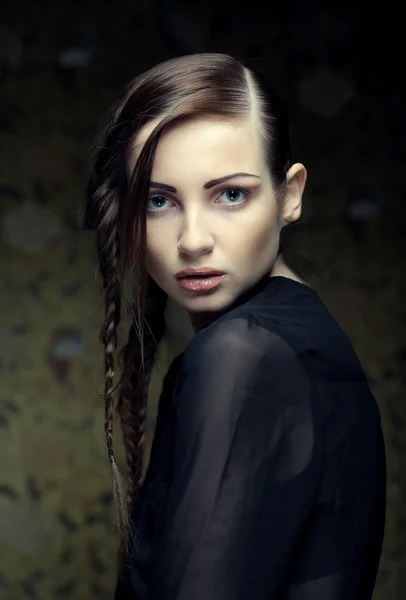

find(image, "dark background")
[0,1,404,598]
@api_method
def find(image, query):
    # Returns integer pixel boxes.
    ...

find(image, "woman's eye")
[147,195,171,211]
[218,188,248,205]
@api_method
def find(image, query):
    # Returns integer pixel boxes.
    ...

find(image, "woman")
[84,53,386,599]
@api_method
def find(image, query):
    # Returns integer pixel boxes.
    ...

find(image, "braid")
[89,142,170,569]
[93,175,170,578]
[95,183,131,545]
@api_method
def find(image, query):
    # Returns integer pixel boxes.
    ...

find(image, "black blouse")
[115,276,386,600]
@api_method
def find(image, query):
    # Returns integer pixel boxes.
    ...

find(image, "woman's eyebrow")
[150,172,261,193]
[149,181,177,193]
[203,172,261,189]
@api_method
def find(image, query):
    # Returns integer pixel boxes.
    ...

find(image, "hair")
[84,52,293,572]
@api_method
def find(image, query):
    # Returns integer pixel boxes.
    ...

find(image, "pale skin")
[129,116,307,333]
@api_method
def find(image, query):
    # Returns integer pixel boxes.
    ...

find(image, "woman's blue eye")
[219,188,248,204]
[147,195,170,211]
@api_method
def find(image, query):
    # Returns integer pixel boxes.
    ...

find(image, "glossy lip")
[175,267,225,279]
[176,274,225,293]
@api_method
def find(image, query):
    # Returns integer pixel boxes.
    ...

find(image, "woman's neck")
[269,253,305,284]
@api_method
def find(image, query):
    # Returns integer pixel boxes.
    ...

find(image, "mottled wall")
[1,2,405,599]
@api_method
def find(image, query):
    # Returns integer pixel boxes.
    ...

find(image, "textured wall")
[1,2,404,599]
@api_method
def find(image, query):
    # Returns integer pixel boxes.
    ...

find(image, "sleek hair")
[84,52,292,562]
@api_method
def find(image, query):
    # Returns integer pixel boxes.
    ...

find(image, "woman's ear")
[282,163,307,225]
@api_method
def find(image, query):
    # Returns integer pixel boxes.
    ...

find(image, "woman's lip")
[176,274,225,292]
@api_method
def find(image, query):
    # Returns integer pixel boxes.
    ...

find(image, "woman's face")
[129,116,305,326]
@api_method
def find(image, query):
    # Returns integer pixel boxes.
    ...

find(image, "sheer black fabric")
[115,276,386,600]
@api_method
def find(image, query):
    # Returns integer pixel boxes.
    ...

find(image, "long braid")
[88,125,171,570]
[95,183,130,545]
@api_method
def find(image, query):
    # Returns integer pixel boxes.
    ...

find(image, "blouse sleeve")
[148,316,323,600]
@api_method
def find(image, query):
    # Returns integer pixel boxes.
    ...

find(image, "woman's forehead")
[128,116,265,176]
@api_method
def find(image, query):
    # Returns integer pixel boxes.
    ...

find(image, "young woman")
[84,53,386,600]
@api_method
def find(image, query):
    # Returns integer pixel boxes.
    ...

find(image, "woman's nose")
[177,217,214,257]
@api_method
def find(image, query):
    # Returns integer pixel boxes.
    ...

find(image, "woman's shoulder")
[176,312,314,419]
[248,289,367,383]
[189,280,367,385]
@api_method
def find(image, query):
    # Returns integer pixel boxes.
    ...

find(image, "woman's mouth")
[176,273,225,292]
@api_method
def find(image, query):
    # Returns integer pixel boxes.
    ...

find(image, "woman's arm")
[149,317,323,600]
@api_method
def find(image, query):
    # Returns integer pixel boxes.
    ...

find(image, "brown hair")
[84,52,292,566]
